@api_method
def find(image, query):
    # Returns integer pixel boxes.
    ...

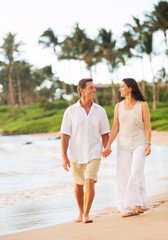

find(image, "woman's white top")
[117,100,146,151]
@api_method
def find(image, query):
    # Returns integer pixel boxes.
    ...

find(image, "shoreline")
[1,190,168,240]
[0,130,168,146]
[26,130,168,146]
[30,130,168,146]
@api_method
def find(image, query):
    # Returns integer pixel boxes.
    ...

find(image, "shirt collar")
[76,99,97,108]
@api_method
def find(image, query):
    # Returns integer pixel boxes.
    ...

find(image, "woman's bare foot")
[122,211,140,218]
[75,215,83,223]
[83,216,93,223]
[134,206,144,214]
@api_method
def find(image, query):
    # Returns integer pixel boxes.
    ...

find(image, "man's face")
[81,81,96,100]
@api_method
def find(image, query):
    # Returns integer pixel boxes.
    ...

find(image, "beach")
[0,130,168,240]
[1,192,168,240]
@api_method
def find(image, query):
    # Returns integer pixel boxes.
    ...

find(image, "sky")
[0,0,166,85]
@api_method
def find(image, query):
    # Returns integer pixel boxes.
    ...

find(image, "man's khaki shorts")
[70,158,101,185]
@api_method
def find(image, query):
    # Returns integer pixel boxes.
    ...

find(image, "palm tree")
[59,24,100,76]
[80,38,101,77]
[141,31,156,109]
[59,24,101,103]
[97,28,124,105]
[0,65,8,104]
[121,31,138,75]
[39,28,70,105]
[146,1,168,54]
[41,65,55,100]
[126,17,147,94]
[155,67,167,103]
[39,28,59,53]
[14,61,25,113]
[1,32,23,114]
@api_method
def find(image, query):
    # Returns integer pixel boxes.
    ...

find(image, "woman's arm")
[101,103,119,158]
[142,102,151,156]
[106,103,119,148]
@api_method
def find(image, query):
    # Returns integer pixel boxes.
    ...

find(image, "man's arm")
[101,133,109,149]
[61,133,70,171]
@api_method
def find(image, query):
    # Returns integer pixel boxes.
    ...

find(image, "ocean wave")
[0,183,74,207]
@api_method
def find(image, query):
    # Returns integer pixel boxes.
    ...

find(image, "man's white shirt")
[60,100,110,163]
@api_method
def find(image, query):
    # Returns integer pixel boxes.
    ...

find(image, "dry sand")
[1,130,168,240]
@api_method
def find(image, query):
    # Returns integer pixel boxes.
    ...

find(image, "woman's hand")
[145,143,151,156]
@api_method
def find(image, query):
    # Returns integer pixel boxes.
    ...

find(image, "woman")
[102,78,151,217]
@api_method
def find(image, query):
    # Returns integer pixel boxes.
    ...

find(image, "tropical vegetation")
[0,1,168,134]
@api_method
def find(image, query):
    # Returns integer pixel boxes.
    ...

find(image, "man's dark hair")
[77,78,93,96]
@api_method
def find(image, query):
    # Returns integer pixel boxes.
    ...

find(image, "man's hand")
[63,156,71,172]
[101,148,112,158]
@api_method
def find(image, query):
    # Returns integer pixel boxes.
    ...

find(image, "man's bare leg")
[74,184,84,222]
[83,179,95,223]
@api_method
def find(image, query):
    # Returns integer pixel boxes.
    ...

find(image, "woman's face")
[119,81,132,97]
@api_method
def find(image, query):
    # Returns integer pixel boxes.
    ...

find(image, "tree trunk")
[107,62,118,105]
[149,55,156,110]
[152,81,156,110]
[142,80,145,96]
[164,30,168,55]
[70,84,76,103]
[157,79,161,104]
[16,70,26,114]
[23,79,34,104]
[95,92,99,104]
[111,80,118,106]
[8,63,15,114]
[141,55,145,95]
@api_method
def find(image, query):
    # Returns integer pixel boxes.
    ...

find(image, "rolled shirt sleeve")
[99,108,110,135]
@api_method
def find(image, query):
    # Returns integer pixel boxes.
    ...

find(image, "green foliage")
[42,99,69,110]
[0,100,67,134]
[150,102,168,131]
[0,100,168,134]
[103,105,114,127]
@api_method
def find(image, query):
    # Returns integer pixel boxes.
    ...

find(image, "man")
[60,78,110,223]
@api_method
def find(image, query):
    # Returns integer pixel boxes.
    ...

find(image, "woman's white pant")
[116,144,149,213]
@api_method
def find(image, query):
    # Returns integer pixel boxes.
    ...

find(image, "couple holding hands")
[61,77,151,223]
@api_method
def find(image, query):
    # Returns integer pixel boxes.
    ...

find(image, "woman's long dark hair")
[123,78,146,102]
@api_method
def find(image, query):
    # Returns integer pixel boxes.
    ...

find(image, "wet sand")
[1,191,168,240]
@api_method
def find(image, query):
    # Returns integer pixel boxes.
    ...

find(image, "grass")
[0,100,68,134]
[0,100,167,134]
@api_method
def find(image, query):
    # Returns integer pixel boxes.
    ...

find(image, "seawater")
[0,135,168,235]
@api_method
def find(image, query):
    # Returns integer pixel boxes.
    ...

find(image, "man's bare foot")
[122,212,140,218]
[83,216,93,223]
[134,206,144,214]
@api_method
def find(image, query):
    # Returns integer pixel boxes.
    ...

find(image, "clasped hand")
[101,148,112,158]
